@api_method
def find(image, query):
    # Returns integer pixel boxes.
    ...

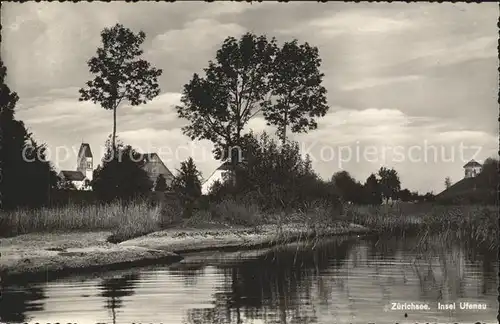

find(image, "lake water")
[1,234,497,324]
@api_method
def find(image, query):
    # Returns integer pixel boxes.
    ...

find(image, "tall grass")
[344,203,498,250]
[3,195,496,250]
[187,198,264,227]
[0,199,181,242]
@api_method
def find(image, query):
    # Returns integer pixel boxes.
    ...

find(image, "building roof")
[202,160,246,185]
[463,159,481,168]
[217,159,248,170]
[140,152,174,180]
[141,152,161,162]
[78,143,93,158]
[59,170,86,181]
[217,161,234,171]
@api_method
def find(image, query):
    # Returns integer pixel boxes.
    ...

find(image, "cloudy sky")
[2,2,498,194]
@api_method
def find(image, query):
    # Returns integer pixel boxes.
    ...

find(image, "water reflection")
[99,273,139,324]
[184,236,497,324]
[170,263,206,287]
[185,237,353,324]
[0,234,497,324]
[0,280,47,323]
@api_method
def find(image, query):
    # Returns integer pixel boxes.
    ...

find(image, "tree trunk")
[282,109,288,145]
[112,105,117,152]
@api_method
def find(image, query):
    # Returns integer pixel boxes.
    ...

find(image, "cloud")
[145,18,247,92]
[3,2,497,194]
[340,75,424,91]
[150,19,245,55]
[309,13,415,36]
[190,2,276,19]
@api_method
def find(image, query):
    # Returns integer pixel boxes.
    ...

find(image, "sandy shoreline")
[0,222,370,282]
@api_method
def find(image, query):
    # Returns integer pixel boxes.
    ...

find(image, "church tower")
[76,143,93,182]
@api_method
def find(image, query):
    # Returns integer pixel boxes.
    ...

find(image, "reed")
[344,203,498,250]
[0,200,166,242]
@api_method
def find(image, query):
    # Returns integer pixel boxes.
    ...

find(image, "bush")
[208,131,340,212]
[210,198,264,226]
[92,138,153,203]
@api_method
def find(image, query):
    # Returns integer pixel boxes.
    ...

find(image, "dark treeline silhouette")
[202,130,438,213]
[329,167,436,205]
[91,136,153,204]
[208,131,338,211]
[0,60,59,211]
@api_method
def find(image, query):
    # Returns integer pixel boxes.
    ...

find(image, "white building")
[140,152,174,190]
[201,161,235,195]
[463,159,482,178]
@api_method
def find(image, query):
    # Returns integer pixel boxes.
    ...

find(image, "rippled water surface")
[1,235,497,324]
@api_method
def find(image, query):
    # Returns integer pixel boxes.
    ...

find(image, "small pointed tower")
[76,143,93,182]
[463,159,482,179]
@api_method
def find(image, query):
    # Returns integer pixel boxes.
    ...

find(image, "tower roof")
[463,159,481,168]
[78,143,93,158]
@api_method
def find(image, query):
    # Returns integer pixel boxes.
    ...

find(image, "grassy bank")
[344,203,498,250]
[2,198,495,282]
[0,223,368,282]
[0,200,162,242]
[0,198,347,243]
[0,198,371,281]
[2,199,496,251]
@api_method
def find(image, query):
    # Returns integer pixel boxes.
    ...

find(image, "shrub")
[208,131,340,211]
[210,198,264,226]
[92,137,153,203]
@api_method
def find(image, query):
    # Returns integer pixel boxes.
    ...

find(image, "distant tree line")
[204,131,438,211]
[1,23,496,213]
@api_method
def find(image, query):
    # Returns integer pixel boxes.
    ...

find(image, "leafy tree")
[377,167,401,203]
[0,60,58,210]
[92,140,152,203]
[331,170,362,204]
[176,32,329,160]
[79,23,162,151]
[363,173,382,205]
[210,131,338,210]
[172,157,202,200]
[478,157,498,189]
[153,174,168,192]
[171,157,202,218]
[398,188,412,202]
[444,176,452,189]
[177,33,276,161]
[264,40,328,144]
